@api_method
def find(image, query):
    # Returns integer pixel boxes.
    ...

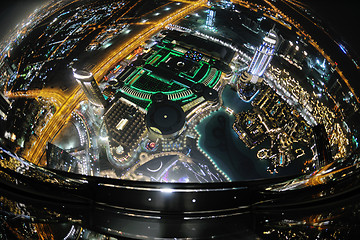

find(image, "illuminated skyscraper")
[248,29,278,77]
[0,92,10,138]
[206,9,216,29]
[238,29,278,100]
[0,92,10,121]
[73,69,106,107]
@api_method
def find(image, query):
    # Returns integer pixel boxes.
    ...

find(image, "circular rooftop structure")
[73,69,93,81]
[146,100,185,139]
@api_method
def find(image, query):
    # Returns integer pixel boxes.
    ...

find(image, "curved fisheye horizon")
[1,1,360,52]
[0,1,50,41]
[301,0,360,57]
[1,0,360,239]
[1,0,359,182]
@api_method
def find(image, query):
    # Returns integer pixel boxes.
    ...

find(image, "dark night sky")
[0,0,359,55]
[302,0,360,57]
[0,0,48,41]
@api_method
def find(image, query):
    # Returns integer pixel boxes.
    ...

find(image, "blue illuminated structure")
[248,29,278,77]
[237,29,278,101]
[206,9,216,29]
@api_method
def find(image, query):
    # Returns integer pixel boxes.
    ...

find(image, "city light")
[73,69,93,80]
[0,0,359,238]
[0,0,356,208]
[160,188,174,193]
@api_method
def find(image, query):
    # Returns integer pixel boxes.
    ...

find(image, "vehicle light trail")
[26,86,85,165]
[5,89,67,109]
[92,0,207,81]
[25,0,207,166]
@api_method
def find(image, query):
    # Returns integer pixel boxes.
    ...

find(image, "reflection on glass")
[1,0,358,184]
[1,0,360,238]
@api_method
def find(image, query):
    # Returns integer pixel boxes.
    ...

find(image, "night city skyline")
[0,0,360,239]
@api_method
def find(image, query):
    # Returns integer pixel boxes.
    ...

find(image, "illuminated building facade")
[0,92,10,121]
[206,9,216,29]
[2,0,360,238]
[73,69,106,107]
[238,29,278,100]
[312,124,333,168]
[0,57,16,80]
[279,40,308,67]
[0,92,10,138]
[248,29,278,77]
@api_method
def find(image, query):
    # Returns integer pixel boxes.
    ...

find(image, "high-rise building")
[73,69,106,107]
[248,29,278,77]
[206,9,216,29]
[237,29,278,101]
[0,92,11,138]
[0,92,10,121]
[281,40,293,57]
[1,56,17,78]
[312,124,333,169]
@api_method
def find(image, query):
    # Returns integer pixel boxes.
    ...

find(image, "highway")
[25,0,207,166]
[5,89,67,110]
[91,0,207,81]
[26,86,85,165]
